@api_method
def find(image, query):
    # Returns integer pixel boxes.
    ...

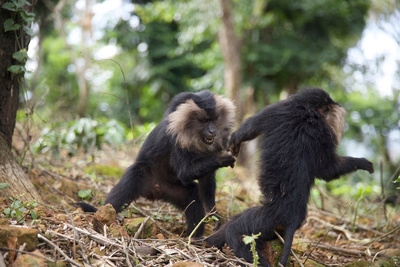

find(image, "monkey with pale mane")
[77,90,236,237]
[206,88,374,266]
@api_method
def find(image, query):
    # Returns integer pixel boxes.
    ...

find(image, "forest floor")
[1,142,400,267]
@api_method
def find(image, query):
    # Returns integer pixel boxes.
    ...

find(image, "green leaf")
[30,210,37,220]
[4,208,10,215]
[78,189,92,200]
[4,18,20,32]
[1,2,17,11]
[12,49,28,62]
[8,65,25,74]
[243,235,254,244]
[23,25,34,36]
[14,0,31,9]
[21,11,35,24]
[0,183,10,189]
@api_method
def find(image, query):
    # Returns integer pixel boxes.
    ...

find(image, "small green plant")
[0,183,10,189]
[187,212,220,245]
[4,195,38,224]
[78,189,92,201]
[33,117,129,157]
[243,232,261,267]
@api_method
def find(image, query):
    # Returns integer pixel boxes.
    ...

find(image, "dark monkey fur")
[77,90,236,237]
[206,88,374,266]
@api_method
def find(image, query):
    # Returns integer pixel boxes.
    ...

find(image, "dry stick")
[307,216,371,243]
[38,234,81,267]
[130,203,175,238]
[0,251,6,267]
[0,247,55,263]
[303,202,353,265]
[308,207,386,236]
[133,216,151,239]
[122,237,133,267]
[63,224,127,249]
[380,160,388,221]
[309,242,375,257]
[93,254,118,267]
[62,205,90,264]
[366,224,400,249]
[273,230,304,267]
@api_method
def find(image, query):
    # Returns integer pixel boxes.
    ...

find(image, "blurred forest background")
[13,0,400,209]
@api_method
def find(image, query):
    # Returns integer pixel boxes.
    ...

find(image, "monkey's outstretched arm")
[229,109,270,156]
[170,149,235,185]
[318,156,374,182]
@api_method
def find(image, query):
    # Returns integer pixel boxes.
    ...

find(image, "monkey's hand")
[228,133,241,157]
[218,151,236,168]
[357,158,374,174]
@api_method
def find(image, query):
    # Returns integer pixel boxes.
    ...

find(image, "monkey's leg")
[205,211,244,248]
[197,174,222,228]
[104,165,144,212]
[161,181,206,237]
[225,216,273,267]
[279,226,296,267]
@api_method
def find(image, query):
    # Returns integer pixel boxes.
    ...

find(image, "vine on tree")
[2,0,35,75]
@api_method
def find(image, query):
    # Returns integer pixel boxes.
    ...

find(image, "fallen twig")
[38,234,81,267]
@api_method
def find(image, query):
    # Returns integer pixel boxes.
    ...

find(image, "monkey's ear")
[318,105,330,115]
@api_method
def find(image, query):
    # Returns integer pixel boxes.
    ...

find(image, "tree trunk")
[0,14,21,148]
[0,0,41,202]
[0,134,42,201]
[218,0,242,120]
[219,0,256,170]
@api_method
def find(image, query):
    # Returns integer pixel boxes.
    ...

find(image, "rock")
[124,217,153,238]
[0,218,10,225]
[109,223,129,238]
[0,225,38,251]
[11,249,46,267]
[93,204,117,234]
[94,204,116,226]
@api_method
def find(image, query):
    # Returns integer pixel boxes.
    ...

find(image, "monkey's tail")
[205,211,243,248]
[72,202,98,213]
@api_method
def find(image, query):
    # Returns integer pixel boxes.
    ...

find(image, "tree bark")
[218,0,243,120]
[0,0,41,202]
[0,11,21,148]
[219,0,257,170]
[0,134,42,201]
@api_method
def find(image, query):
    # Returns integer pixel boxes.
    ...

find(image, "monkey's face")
[167,94,236,154]
[200,121,217,145]
[317,101,346,144]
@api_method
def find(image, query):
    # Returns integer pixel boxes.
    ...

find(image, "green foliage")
[2,0,35,75]
[33,117,129,157]
[243,232,261,266]
[78,189,92,201]
[4,195,38,224]
[0,183,10,189]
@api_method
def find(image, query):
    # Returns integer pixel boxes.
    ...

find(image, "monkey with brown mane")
[76,90,236,237]
[206,88,374,266]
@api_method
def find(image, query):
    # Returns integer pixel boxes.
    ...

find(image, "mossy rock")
[124,217,153,238]
[84,165,124,178]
